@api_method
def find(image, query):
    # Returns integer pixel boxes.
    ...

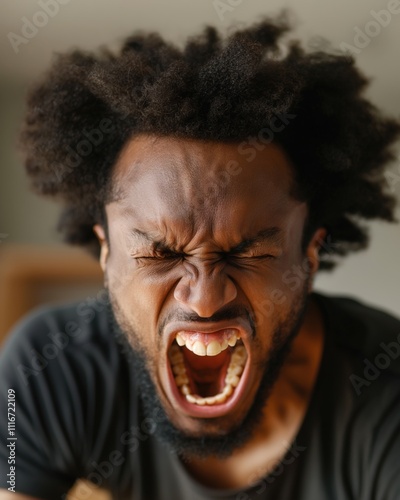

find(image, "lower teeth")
[169,344,247,406]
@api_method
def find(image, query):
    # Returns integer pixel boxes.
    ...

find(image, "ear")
[93,224,109,272]
[305,227,327,290]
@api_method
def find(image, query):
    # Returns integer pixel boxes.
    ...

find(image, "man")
[1,15,400,500]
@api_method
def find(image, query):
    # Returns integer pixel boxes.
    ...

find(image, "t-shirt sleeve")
[372,392,400,500]
[349,375,400,500]
[0,307,82,499]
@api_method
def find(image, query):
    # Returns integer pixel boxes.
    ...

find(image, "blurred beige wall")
[0,81,61,245]
[0,0,399,317]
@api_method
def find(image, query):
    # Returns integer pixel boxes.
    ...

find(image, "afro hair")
[19,13,400,269]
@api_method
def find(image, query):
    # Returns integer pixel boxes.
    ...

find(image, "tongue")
[183,346,230,396]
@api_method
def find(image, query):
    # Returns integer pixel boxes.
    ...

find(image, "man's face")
[97,134,321,446]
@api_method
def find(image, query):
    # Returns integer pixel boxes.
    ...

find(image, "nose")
[173,262,237,318]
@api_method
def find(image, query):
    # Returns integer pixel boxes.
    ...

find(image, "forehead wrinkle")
[108,135,302,255]
[127,219,201,252]
[110,135,244,222]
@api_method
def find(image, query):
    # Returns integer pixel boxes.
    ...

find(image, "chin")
[107,286,309,458]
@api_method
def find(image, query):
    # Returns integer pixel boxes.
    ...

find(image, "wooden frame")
[0,244,103,344]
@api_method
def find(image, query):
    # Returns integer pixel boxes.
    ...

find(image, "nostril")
[224,278,237,303]
[174,280,191,303]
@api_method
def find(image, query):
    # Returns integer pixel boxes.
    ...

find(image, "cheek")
[107,252,181,331]
[231,256,307,332]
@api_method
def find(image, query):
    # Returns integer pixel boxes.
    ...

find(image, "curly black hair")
[19,13,400,270]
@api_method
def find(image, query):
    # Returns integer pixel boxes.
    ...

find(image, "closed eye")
[231,253,276,260]
[133,250,186,261]
[226,253,277,268]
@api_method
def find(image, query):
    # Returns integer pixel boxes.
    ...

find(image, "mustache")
[158,304,256,338]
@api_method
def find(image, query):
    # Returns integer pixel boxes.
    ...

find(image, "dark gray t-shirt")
[1,293,400,499]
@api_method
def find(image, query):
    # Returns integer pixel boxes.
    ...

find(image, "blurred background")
[0,1,399,498]
[0,0,399,337]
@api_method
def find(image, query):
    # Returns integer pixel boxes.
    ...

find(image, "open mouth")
[167,329,249,411]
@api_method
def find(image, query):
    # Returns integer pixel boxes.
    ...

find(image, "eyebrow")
[229,227,282,254]
[129,229,170,250]
[129,229,186,255]
[129,227,282,253]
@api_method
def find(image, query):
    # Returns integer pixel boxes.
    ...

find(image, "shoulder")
[314,292,400,376]
[313,293,400,498]
[0,292,129,395]
[1,292,114,363]
[0,297,136,495]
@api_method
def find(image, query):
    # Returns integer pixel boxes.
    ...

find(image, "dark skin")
[94,134,326,489]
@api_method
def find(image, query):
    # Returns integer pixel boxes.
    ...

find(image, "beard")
[105,279,310,460]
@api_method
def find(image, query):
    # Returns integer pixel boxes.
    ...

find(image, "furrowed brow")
[130,229,172,250]
[130,227,283,253]
[229,227,282,254]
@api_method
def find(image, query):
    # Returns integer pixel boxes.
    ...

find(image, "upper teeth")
[168,344,248,406]
[175,330,240,357]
